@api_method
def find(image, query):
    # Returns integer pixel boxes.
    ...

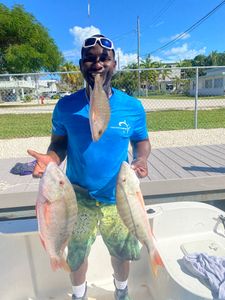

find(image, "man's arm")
[27,134,67,178]
[47,134,68,164]
[130,139,151,178]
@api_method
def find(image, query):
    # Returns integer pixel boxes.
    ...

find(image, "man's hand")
[27,149,58,178]
[131,157,148,178]
[130,139,151,178]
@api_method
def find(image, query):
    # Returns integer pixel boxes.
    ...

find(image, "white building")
[0,75,58,102]
[190,68,225,96]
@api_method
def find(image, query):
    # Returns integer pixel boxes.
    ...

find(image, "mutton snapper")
[116,161,163,274]
[89,73,110,141]
[36,162,78,272]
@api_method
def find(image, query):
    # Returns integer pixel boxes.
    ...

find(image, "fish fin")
[39,234,46,250]
[144,241,164,277]
[150,254,158,277]
[149,249,164,277]
[50,256,71,273]
[136,191,153,237]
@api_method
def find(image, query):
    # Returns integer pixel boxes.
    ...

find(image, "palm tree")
[192,54,207,66]
[207,51,218,66]
[158,66,172,92]
[140,55,159,93]
[59,62,83,92]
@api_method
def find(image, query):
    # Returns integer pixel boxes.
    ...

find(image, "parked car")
[59,91,71,97]
[51,91,71,99]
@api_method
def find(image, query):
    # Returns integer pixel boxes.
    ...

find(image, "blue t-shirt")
[52,88,148,204]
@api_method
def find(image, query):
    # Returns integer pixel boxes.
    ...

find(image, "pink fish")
[116,161,163,274]
[36,162,77,272]
[89,74,110,141]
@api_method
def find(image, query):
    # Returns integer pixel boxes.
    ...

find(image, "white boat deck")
[0,202,224,300]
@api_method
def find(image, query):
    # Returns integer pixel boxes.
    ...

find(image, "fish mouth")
[90,72,104,80]
[93,73,105,81]
[91,72,103,76]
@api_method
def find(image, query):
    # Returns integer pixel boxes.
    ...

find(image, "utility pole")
[88,0,90,17]
[137,16,141,96]
[117,51,120,71]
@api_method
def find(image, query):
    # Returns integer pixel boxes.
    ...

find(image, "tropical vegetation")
[0,4,63,73]
[58,62,83,92]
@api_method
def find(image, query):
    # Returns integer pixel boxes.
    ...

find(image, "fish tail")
[149,254,158,276]
[145,242,163,276]
[153,249,163,267]
[50,256,71,273]
[149,249,164,277]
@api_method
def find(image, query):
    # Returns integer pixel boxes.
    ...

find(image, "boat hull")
[0,201,224,300]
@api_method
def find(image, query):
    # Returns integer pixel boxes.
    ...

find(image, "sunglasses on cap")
[82,37,114,50]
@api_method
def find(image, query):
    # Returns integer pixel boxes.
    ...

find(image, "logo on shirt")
[111,120,131,133]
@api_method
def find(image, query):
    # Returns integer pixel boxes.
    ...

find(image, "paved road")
[0,98,225,114]
[0,105,54,114]
[0,100,56,114]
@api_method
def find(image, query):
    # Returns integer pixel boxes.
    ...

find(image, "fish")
[36,162,78,272]
[89,73,110,141]
[116,161,163,274]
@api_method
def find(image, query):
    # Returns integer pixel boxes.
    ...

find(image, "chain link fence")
[0,66,225,137]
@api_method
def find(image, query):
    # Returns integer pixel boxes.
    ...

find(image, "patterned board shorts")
[67,192,141,271]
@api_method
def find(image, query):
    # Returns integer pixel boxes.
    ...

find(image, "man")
[28,34,151,300]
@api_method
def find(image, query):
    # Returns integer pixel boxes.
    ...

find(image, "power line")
[142,0,176,33]
[148,0,225,56]
[111,0,175,45]
[112,30,136,43]
[88,0,90,17]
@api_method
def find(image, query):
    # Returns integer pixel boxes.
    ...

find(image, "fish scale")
[36,162,78,272]
[89,73,110,141]
[116,161,163,274]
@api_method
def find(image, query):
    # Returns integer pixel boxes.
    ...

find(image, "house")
[140,66,182,95]
[190,67,225,96]
[0,75,58,102]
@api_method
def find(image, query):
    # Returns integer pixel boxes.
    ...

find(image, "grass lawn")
[0,113,52,139]
[147,108,225,131]
[0,109,225,139]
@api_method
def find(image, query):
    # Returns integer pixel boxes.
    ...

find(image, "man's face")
[79,43,116,90]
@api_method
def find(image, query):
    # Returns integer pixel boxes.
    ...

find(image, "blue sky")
[1,0,225,67]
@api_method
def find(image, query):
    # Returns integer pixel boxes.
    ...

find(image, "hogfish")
[36,162,77,272]
[89,73,110,141]
[116,161,163,274]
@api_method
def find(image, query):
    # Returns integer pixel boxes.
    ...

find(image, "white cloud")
[150,55,162,62]
[69,25,101,47]
[163,43,206,61]
[165,43,189,55]
[115,48,137,69]
[115,49,165,68]
[63,49,80,60]
[160,32,190,43]
[171,32,190,40]
[62,26,101,63]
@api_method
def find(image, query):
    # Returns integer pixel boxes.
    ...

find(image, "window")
[205,79,212,89]
[214,78,223,88]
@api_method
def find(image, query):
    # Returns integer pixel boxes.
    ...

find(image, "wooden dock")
[138,144,225,204]
[0,144,225,212]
